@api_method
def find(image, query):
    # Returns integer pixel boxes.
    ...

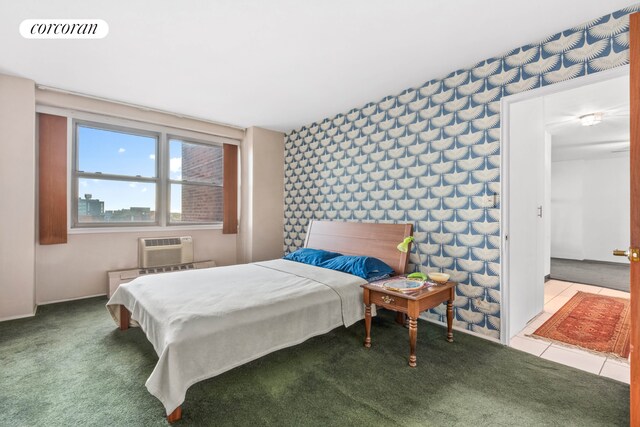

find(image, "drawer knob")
[381,295,394,304]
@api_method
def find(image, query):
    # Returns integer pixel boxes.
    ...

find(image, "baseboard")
[419,315,501,344]
[583,259,630,266]
[551,257,629,267]
[0,307,37,322]
[37,293,107,306]
[544,274,551,282]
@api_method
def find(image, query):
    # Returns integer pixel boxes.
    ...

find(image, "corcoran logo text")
[20,19,109,39]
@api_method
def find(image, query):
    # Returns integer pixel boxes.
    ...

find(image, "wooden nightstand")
[361,279,456,367]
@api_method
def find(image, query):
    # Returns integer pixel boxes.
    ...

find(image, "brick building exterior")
[180,143,224,222]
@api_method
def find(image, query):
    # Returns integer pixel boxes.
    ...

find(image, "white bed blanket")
[106,259,367,413]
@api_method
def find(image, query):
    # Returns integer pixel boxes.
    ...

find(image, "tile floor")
[509,279,630,384]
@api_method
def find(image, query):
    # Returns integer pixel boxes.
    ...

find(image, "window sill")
[68,224,223,235]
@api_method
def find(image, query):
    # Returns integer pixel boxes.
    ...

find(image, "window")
[72,121,225,228]
[74,123,158,225]
[168,138,224,224]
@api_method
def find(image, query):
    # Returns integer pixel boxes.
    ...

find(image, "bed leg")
[119,305,130,331]
[167,406,182,423]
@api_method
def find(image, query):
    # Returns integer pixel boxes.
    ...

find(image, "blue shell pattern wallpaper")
[283,5,637,340]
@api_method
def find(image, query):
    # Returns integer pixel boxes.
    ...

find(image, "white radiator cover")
[138,236,194,268]
[108,260,216,298]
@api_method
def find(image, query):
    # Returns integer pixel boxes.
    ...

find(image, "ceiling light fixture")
[579,112,603,126]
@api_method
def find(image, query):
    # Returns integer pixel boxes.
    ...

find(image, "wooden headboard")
[303,220,413,275]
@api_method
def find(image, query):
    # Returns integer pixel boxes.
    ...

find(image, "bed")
[107,220,413,422]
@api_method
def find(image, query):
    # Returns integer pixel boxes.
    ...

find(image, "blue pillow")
[283,248,342,266]
[319,255,394,280]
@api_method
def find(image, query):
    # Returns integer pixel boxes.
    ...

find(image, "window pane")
[170,183,223,223]
[77,179,156,223]
[169,139,223,184]
[78,125,157,177]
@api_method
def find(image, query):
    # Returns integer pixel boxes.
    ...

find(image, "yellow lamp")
[397,236,427,281]
[397,236,413,253]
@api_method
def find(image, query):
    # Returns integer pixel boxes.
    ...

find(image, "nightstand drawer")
[370,292,408,311]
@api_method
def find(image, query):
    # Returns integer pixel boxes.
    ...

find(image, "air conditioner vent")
[144,237,182,247]
[138,236,194,268]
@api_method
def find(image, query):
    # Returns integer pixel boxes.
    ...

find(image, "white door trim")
[499,65,629,345]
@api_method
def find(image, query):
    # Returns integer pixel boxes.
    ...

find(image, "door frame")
[499,65,629,344]
[629,12,639,425]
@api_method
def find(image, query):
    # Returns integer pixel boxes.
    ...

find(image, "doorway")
[502,67,631,381]
[546,76,630,292]
[501,65,630,344]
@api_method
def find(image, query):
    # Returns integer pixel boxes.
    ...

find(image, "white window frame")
[72,120,162,228]
[166,135,225,226]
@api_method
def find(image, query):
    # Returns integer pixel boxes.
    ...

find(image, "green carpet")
[0,297,629,426]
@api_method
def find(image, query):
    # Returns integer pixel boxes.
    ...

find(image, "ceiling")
[545,75,629,161]
[0,0,635,131]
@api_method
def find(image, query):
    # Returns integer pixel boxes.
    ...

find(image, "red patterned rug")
[533,291,630,359]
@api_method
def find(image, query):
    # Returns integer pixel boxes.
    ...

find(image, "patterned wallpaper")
[283,6,636,340]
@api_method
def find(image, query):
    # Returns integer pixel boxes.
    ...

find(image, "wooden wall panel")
[38,113,67,245]
[303,220,413,275]
[222,143,238,234]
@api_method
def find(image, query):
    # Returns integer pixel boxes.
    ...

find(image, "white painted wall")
[239,130,253,263]
[31,98,245,304]
[0,74,36,320]
[583,156,630,263]
[35,230,237,304]
[550,160,585,260]
[36,89,244,140]
[239,127,285,263]
[550,155,629,263]
[32,125,285,305]
[0,72,284,312]
[251,128,285,261]
[36,121,287,303]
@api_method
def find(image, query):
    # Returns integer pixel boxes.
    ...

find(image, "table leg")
[119,305,130,331]
[446,299,454,343]
[408,317,417,367]
[167,405,182,423]
[364,304,372,348]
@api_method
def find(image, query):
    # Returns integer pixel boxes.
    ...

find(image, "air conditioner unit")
[139,236,194,268]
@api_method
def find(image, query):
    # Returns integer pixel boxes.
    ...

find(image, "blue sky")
[77,126,183,212]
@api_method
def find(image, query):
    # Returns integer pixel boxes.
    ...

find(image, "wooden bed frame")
[119,220,413,422]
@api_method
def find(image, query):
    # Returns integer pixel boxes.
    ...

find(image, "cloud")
[169,157,182,173]
[129,183,137,188]
[141,187,147,192]
[118,148,126,154]
[149,154,155,160]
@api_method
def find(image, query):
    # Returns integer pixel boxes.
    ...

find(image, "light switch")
[484,192,499,208]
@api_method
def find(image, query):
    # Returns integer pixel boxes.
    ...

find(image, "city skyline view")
[77,125,188,215]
